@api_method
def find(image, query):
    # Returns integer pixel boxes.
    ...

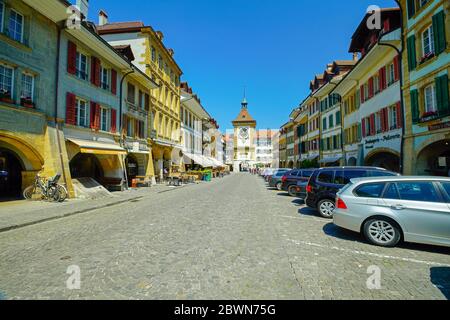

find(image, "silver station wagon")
[333,176,450,248]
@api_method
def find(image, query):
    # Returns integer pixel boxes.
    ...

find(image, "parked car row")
[261,167,450,248]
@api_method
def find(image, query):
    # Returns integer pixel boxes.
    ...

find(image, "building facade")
[97,17,183,181]
[400,0,449,176]
[232,98,257,172]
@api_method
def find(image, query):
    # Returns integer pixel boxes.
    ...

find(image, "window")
[302,170,314,178]
[376,112,382,133]
[151,46,156,62]
[323,118,327,130]
[158,55,163,69]
[100,107,109,131]
[317,170,334,184]
[9,9,23,43]
[389,105,398,129]
[370,170,397,177]
[383,183,400,200]
[441,182,450,199]
[76,52,88,80]
[388,63,395,85]
[424,84,436,113]
[355,183,386,198]
[364,83,369,100]
[419,0,430,8]
[127,83,135,104]
[0,65,14,96]
[0,2,4,33]
[336,170,369,185]
[396,182,440,202]
[329,115,334,128]
[374,74,380,93]
[20,73,34,101]
[100,67,109,90]
[422,25,435,56]
[75,98,87,127]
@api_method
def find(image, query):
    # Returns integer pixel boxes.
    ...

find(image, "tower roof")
[232,108,256,124]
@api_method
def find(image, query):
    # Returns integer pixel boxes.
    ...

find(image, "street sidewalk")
[0,184,177,233]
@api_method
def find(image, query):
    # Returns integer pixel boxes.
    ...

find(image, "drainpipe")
[118,69,134,189]
[377,2,405,174]
[54,25,69,190]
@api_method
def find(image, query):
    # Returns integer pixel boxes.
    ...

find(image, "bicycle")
[23,173,68,202]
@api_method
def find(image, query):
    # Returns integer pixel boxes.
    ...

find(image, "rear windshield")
[334,170,368,185]
[302,170,314,178]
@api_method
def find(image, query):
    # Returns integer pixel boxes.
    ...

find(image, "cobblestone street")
[0,173,449,300]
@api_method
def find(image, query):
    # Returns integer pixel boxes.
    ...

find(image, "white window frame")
[100,106,109,132]
[20,72,34,101]
[0,64,15,97]
[373,74,380,94]
[375,111,382,133]
[100,66,109,90]
[9,9,24,43]
[75,51,88,80]
[0,2,5,33]
[422,25,435,56]
[388,63,395,85]
[389,105,398,130]
[424,84,437,113]
[75,98,88,127]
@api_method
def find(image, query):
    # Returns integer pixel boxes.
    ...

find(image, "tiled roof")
[97,22,144,33]
[232,108,256,124]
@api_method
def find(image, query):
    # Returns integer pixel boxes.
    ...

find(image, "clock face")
[239,128,249,141]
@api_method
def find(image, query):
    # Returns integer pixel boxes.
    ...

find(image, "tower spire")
[241,86,248,109]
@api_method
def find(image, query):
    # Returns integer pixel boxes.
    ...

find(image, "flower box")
[419,52,435,64]
[419,111,439,123]
[20,97,35,108]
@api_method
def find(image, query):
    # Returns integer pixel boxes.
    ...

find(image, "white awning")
[319,156,342,164]
[67,138,126,155]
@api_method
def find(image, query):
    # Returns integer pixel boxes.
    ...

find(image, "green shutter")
[432,11,447,55]
[411,89,419,123]
[407,35,417,71]
[436,74,449,116]
[355,90,360,109]
[407,0,415,19]
[336,111,341,125]
[357,123,362,141]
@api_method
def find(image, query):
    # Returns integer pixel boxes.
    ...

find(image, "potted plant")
[20,96,35,108]
[420,110,439,123]
[419,52,435,64]
[0,89,14,104]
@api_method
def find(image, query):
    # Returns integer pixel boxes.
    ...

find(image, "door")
[382,181,450,245]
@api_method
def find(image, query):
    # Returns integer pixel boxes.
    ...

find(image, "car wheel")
[288,185,297,197]
[363,218,401,247]
[317,199,335,218]
[276,182,282,191]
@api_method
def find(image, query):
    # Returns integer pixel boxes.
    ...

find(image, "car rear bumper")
[333,209,362,233]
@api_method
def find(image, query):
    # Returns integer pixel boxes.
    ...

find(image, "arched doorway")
[416,139,450,176]
[0,149,24,201]
[348,157,357,166]
[365,151,400,173]
[69,153,104,183]
[125,155,139,187]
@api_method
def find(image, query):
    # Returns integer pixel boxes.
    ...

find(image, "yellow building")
[98,18,183,181]
[232,98,257,171]
[399,0,449,175]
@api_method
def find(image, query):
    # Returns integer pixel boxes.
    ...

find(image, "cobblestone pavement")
[0,173,449,300]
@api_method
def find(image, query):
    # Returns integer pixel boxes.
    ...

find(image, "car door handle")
[390,204,406,210]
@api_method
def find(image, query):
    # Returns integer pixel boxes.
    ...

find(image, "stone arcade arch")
[365,149,400,173]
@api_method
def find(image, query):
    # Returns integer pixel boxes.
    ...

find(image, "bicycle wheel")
[47,186,61,202]
[23,185,35,200]
[56,185,68,202]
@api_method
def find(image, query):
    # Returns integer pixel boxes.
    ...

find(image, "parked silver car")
[333,176,450,248]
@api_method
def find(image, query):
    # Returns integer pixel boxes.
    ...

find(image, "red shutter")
[91,57,96,85]
[379,67,387,91]
[111,109,117,133]
[362,118,366,137]
[111,69,117,95]
[67,41,77,75]
[393,56,400,82]
[368,77,374,98]
[396,102,402,129]
[95,59,101,87]
[90,102,96,129]
[370,114,376,136]
[65,93,76,125]
[95,104,101,129]
[383,19,390,33]
[360,85,365,103]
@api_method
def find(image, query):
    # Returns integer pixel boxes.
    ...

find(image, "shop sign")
[428,121,450,131]
[364,133,401,149]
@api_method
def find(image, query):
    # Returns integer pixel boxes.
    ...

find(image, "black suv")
[305,167,399,218]
[281,169,316,196]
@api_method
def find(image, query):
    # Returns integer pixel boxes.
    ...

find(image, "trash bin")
[205,172,212,182]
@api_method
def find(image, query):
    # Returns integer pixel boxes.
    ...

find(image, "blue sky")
[89,0,398,131]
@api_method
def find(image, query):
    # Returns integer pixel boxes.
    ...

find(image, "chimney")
[76,0,89,20]
[99,10,108,26]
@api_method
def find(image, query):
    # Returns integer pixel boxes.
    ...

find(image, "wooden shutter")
[432,11,446,55]
[67,41,77,75]
[370,114,376,136]
[111,69,117,95]
[393,56,400,82]
[362,118,366,137]
[95,59,101,87]
[360,85,365,103]
[410,90,419,124]
[407,35,416,71]
[65,93,76,125]
[383,18,390,33]
[111,109,117,133]
[407,0,415,19]
[396,102,402,129]
[95,104,101,129]
[90,102,96,129]
[436,74,449,116]
[90,57,96,85]
[368,77,374,98]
